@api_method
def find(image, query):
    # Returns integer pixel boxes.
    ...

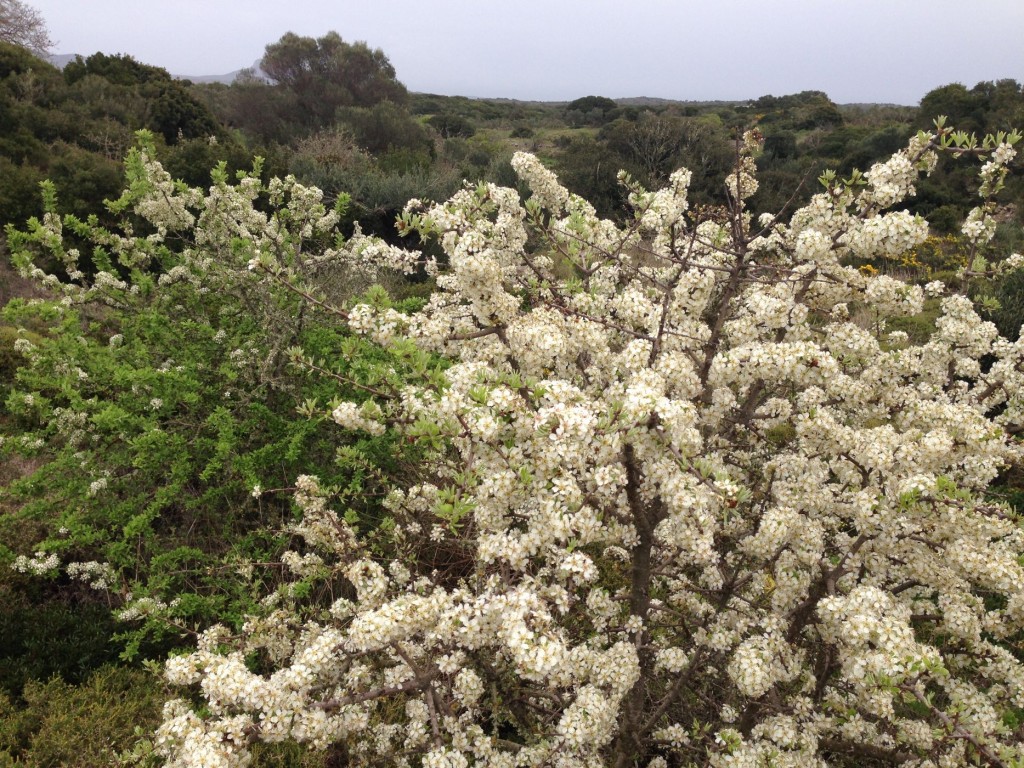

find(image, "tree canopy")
[261,31,408,130]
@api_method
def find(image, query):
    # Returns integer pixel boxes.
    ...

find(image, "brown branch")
[425,686,443,748]
[819,738,918,764]
[786,534,872,644]
[638,647,710,735]
[698,253,747,399]
[611,442,671,767]
[899,683,1009,768]
[313,676,428,711]
[890,579,922,595]
[447,325,504,341]
[252,261,351,322]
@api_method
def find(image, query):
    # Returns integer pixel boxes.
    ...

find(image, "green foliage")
[158,134,254,189]
[62,53,220,144]
[288,128,461,241]
[910,80,1024,222]
[43,141,122,218]
[596,111,735,201]
[751,90,844,129]
[0,158,44,234]
[195,76,301,146]
[762,130,797,159]
[0,44,241,230]
[1,280,407,646]
[554,134,628,217]
[0,579,120,696]
[64,52,171,88]
[601,111,686,184]
[565,95,618,127]
[146,81,220,144]
[566,95,617,115]
[0,37,53,80]
[0,325,40,386]
[883,298,943,344]
[0,665,163,767]
[990,264,1024,340]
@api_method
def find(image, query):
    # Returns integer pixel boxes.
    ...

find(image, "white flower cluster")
[156,699,253,768]
[132,153,201,235]
[348,227,423,275]
[511,151,570,213]
[12,336,36,356]
[11,551,60,576]
[66,560,117,590]
[330,401,386,436]
[861,151,919,209]
[978,142,1016,196]
[842,210,929,260]
[637,168,693,237]
[116,595,171,621]
[961,205,997,244]
[727,628,800,699]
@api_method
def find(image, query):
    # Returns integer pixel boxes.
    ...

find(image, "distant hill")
[45,53,78,69]
[839,101,915,110]
[179,59,269,84]
[178,70,243,85]
[614,96,745,108]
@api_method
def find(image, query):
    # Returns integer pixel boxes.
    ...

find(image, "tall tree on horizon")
[0,0,52,55]
[261,31,408,130]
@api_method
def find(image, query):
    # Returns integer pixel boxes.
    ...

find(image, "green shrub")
[991,265,1024,339]
[1,134,428,660]
[0,665,163,767]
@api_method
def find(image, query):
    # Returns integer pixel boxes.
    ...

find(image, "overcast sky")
[30,0,1024,105]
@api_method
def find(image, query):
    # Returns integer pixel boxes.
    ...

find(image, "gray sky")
[31,0,1024,105]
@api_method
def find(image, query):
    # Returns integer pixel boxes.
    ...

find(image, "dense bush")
[0,665,164,767]
[1,133,431,664]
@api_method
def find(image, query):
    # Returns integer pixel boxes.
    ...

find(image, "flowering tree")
[156,124,1024,767]
[11,122,1024,766]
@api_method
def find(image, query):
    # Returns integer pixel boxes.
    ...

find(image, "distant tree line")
[0,28,1021,251]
